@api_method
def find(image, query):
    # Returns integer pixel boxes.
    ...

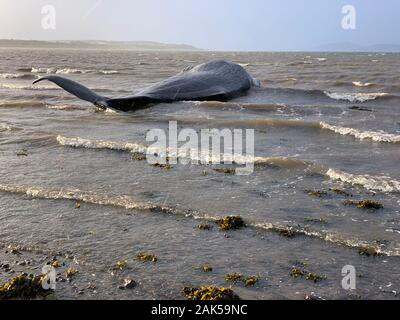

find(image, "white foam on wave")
[57,135,149,153]
[326,168,400,193]
[57,135,400,194]
[0,73,36,79]
[31,67,119,75]
[254,221,396,256]
[320,122,400,143]
[0,123,12,132]
[0,182,397,256]
[0,184,211,221]
[323,91,388,102]
[0,83,57,90]
[99,70,119,75]
[352,81,373,87]
[47,104,85,111]
[56,135,312,168]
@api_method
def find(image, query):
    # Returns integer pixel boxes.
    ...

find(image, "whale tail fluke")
[33,76,108,107]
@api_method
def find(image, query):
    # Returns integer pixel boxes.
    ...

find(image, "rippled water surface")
[0,49,399,299]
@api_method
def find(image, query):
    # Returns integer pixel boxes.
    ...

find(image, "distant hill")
[0,39,202,51]
[314,42,400,53]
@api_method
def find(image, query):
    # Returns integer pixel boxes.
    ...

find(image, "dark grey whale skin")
[33,60,260,112]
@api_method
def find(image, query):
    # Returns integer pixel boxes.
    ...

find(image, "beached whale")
[33,60,260,112]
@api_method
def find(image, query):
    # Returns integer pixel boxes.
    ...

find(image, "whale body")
[33,60,260,112]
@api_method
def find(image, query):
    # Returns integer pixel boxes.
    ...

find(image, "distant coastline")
[0,39,202,51]
[1,39,400,53]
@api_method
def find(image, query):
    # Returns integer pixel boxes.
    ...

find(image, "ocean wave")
[220,118,321,128]
[254,222,396,256]
[0,182,397,256]
[193,101,287,111]
[56,135,400,193]
[326,168,400,193]
[320,122,400,143]
[0,100,47,108]
[0,83,58,90]
[56,135,314,168]
[287,61,313,66]
[0,123,12,132]
[352,81,373,87]
[31,67,120,75]
[0,73,37,80]
[47,104,85,111]
[0,184,208,220]
[323,91,389,102]
[57,135,149,153]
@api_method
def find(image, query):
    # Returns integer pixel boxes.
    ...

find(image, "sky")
[0,0,399,51]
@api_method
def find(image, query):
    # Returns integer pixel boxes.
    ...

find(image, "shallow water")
[0,49,399,299]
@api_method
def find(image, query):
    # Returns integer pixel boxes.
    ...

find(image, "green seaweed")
[136,252,158,263]
[197,223,213,230]
[244,276,259,286]
[290,267,304,278]
[224,272,244,282]
[358,246,382,257]
[132,152,147,161]
[152,163,173,170]
[0,273,52,299]
[305,189,328,198]
[290,267,326,283]
[216,216,245,231]
[201,265,213,272]
[65,267,79,278]
[213,168,236,175]
[305,272,326,283]
[271,225,303,238]
[344,200,383,210]
[182,286,240,300]
[329,188,352,197]
[112,260,129,270]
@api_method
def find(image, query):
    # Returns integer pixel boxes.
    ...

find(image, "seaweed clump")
[182,286,240,301]
[290,267,326,283]
[201,265,213,272]
[224,272,244,282]
[216,216,245,231]
[224,273,259,286]
[329,188,352,197]
[131,152,147,161]
[213,168,236,175]
[152,163,173,170]
[66,267,79,278]
[197,223,213,230]
[0,273,52,299]
[344,200,383,210]
[358,246,382,257]
[273,226,303,238]
[112,260,129,271]
[305,190,328,198]
[244,276,259,286]
[136,252,158,263]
